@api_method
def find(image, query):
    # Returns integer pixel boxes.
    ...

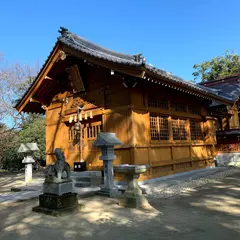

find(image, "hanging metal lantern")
[74,122,81,132]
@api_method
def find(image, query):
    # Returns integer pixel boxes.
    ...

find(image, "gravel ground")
[146,168,240,198]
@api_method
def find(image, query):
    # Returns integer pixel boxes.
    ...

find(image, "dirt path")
[0,172,239,239]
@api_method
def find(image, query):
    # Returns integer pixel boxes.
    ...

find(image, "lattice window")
[68,126,75,142]
[148,96,169,109]
[190,120,204,140]
[68,125,84,142]
[87,121,102,139]
[171,102,187,112]
[150,115,169,140]
[172,118,187,140]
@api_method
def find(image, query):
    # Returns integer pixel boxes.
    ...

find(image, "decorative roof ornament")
[133,53,146,65]
[58,26,69,36]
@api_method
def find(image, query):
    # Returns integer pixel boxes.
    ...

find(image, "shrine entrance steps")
[71,171,103,188]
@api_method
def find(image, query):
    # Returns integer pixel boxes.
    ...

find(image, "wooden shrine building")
[201,75,240,154]
[16,27,235,180]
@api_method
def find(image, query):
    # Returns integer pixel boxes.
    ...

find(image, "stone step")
[73,176,102,183]
[71,171,102,177]
[73,177,92,183]
[74,182,92,188]
[72,173,103,188]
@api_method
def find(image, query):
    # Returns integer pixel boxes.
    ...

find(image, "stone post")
[23,156,35,184]
[18,143,39,185]
[93,132,122,197]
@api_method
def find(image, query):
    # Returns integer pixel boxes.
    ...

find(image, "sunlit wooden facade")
[16,27,234,180]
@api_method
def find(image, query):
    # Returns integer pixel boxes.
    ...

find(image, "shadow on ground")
[0,173,25,193]
[0,172,44,193]
[0,171,239,240]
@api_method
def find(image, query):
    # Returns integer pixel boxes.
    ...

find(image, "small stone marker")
[93,132,122,197]
[18,143,39,185]
[114,164,150,208]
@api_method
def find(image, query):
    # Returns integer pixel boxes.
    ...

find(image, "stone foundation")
[32,193,79,216]
[43,182,73,196]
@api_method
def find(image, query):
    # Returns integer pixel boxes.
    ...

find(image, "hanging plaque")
[66,64,85,93]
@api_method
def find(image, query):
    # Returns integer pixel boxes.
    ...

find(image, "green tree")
[17,114,46,161]
[0,123,16,168]
[2,115,46,170]
[193,51,240,82]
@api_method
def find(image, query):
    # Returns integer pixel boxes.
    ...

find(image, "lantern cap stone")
[18,143,40,153]
[93,132,122,147]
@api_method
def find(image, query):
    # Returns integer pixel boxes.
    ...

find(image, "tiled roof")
[217,128,240,136]
[15,27,235,109]
[200,76,240,102]
[58,27,234,103]
[145,65,234,102]
[58,27,144,67]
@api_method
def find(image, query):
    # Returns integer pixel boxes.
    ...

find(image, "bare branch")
[0,53,40,128]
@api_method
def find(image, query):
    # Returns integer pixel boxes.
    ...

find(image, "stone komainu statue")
[45,148,71,183]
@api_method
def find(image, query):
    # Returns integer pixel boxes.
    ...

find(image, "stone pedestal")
[114,164,150,208]
[32,148,80,216]
[43,181,73,196]
[32,193,79,216]
[33,181,79,216]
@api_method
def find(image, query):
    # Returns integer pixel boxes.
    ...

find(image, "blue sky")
[1,0,240,81]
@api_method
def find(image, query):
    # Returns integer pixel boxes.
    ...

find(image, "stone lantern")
[18,143,39,185]
[93,132,122,197]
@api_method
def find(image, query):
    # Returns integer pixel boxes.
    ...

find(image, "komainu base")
[32,192,80,216]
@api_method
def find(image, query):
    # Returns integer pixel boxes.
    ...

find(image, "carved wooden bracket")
[41,105,48,111]
[56,50,67,62]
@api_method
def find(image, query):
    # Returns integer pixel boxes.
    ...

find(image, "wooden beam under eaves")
[30,96,47,106]
[62,45,144,78]
[17,45,61,113]
[44,76,54,81]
